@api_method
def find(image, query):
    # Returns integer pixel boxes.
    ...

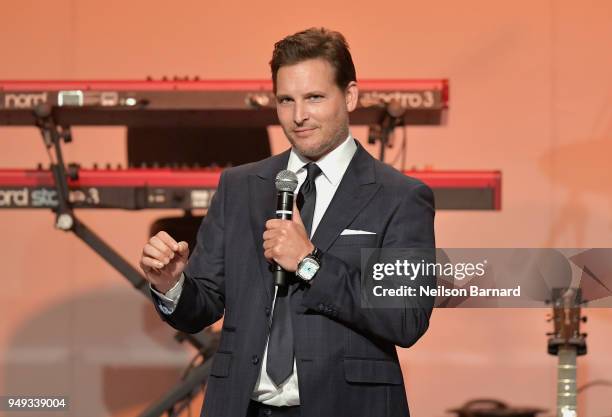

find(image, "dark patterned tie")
[267,163,322,386]
[296,163,322,236]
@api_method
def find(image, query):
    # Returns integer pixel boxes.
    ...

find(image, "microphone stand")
[367,99,406,163]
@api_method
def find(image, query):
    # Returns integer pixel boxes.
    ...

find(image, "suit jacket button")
[263,409,272,416]
[265,307,271,316]
[318,303,325,311]
[252,355,260,365]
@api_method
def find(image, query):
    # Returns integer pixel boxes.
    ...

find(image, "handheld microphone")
[274,170,298,287]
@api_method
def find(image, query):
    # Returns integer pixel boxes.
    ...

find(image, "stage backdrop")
[1,0,611,416]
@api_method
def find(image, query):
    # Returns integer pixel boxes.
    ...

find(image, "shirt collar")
[287,134,357,186]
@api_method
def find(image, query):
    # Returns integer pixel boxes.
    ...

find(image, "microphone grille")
[275,170,298,192]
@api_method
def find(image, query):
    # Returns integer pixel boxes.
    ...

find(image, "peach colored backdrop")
[1,1,611,416]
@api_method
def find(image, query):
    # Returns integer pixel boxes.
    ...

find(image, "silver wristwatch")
[296,247,322,282]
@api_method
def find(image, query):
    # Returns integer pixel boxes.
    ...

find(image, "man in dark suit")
[140,27,435,417]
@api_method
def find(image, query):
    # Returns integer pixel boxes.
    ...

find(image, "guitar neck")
[557,346,577,417]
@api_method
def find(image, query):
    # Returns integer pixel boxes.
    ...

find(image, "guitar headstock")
[547,288,587,356]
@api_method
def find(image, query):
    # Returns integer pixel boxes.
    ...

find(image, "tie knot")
[304,163,322,182]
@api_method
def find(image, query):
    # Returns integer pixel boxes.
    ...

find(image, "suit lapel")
[248,150,291,303]
[248,143,380,302]
[311,144,381,253]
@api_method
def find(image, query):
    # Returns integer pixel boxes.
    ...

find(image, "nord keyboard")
[0,79,448,126]
[0,168,500,211]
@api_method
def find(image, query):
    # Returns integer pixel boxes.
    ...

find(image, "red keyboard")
[0,79,448,126]
[0,168,500,211]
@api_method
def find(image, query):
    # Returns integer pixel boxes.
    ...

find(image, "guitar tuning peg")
[581,316,587,323]
[546,332,555,336]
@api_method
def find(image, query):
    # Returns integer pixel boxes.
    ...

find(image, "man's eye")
[308,95,323,101]
[278,98,292,104]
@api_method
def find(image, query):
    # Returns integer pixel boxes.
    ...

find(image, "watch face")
[298,257,319,281]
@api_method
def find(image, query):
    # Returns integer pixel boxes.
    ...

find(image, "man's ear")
[345,81,359,112]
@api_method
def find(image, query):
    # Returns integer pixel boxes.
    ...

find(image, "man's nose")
[293,102,309,125]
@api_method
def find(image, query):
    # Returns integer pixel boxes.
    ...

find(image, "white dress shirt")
[151,134,357,406]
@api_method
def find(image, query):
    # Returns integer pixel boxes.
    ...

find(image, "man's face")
[275,58,358,161]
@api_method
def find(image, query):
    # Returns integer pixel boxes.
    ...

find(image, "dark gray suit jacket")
[153,142,435,417]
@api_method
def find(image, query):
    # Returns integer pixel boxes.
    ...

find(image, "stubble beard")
[287,125,349,161]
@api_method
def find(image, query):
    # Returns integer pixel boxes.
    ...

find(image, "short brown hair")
[270,27,357,93]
